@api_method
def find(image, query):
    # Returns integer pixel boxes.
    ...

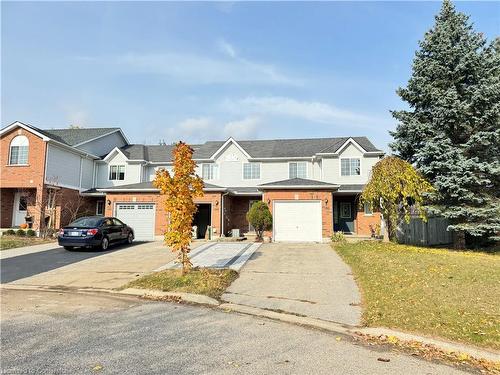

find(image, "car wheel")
[64,246,74,251]
[101,237,109,250]
[127,232,134,244]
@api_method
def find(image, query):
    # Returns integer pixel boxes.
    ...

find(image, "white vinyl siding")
[81,158,94,189]
[9,136,29,165]
[340,158,361,176]
[243,163,260,180]
[289,162,307,179]
[202,164,218,180]
[45,144,81,188]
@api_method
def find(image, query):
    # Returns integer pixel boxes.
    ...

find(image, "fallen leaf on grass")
[92,364,103,372]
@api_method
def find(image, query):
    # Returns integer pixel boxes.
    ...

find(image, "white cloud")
[223,96,383,128]
[217,39,237,58]
[223,117,260,139]
[161,116,260,144]
[80,48,302,87]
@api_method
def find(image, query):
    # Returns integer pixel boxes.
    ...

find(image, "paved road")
[223,243,362,326]
[0,289,469,375]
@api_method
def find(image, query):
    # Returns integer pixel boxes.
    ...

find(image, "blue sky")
[2,1,499,151]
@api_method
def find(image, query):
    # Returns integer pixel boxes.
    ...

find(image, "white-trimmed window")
[109,165,125,180]
[363,202,373,216]
[96,201,105,215]
[289,162,307,179]
[243,163,260,180]
[202,163,218,180]
[9,135,29,165]
[341,158,361,176]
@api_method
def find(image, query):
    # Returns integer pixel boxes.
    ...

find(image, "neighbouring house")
[1,121,384,242]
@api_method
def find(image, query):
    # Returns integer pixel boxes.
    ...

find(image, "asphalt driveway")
[222,243,362,326]
[0,241,178,289]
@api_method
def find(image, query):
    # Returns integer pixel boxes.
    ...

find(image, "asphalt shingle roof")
[338,184,365,192]
[117,136,381,162]
[24,124,121,146]
[259,178,338,187]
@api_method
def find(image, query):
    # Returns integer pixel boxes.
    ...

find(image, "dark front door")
[193,204,211,239]
[335,201,355,233]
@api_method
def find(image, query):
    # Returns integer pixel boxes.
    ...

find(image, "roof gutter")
[258,185,340,190]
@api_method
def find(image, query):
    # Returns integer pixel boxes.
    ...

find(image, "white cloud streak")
[77,41,302,87]
[223,96,385,128]
[161,116,260,144]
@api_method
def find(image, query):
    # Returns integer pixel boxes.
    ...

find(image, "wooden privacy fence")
[397,216,452,246]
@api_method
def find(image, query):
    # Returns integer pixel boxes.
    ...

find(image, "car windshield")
[68,217,101,228]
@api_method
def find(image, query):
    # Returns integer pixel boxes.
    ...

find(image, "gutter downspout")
[220,191,229,237]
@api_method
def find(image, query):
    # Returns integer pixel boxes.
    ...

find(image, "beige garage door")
[273,200,322,242]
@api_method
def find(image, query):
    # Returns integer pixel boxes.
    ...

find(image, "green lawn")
[124,268,239,300]
[334,241,500,350]
[0,235,55,250]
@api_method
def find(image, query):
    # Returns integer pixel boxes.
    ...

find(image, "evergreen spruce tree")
[390,0,500,248]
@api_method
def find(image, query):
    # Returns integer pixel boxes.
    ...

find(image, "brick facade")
[1,125,95,230]
[262,190,334,239]
[356,211,382,236]
[104,192,223,237]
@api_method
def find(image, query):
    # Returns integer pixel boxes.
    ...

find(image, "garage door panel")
[274,201,322,242]
[115,203,155,241]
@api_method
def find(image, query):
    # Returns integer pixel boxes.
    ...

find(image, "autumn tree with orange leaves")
[153,142,204,274]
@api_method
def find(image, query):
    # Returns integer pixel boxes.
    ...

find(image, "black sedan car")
[58,216,134,251]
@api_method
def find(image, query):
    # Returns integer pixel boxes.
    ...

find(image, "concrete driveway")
[222,243,362,326]
[0,241,178,289]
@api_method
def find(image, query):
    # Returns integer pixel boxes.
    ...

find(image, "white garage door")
[273,201,322,242]
[115,203,155,241]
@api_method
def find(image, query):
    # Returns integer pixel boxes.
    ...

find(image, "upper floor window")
[289,162,307,179]
[341,158,361,176]
[202,163,218,180]
[109,165,125,180]
[363,202,373,215]
[9,135,29,165]
[243,163,260,180]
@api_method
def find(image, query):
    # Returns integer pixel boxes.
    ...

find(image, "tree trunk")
[453,230,466,250]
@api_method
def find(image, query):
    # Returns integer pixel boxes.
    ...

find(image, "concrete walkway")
[157,242,261,272]
[222,243,361,326]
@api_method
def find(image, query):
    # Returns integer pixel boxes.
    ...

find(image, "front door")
[12,192,28,227]
[338,201,355,233]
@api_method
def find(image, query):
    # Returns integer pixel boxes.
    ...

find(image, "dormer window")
[202,164,218,180]
[341,158,361,176]
[109,165,125,180]
[9,135,29,165]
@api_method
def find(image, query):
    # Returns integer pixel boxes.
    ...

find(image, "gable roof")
[40,127,122,146]
[0,121,124,147]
